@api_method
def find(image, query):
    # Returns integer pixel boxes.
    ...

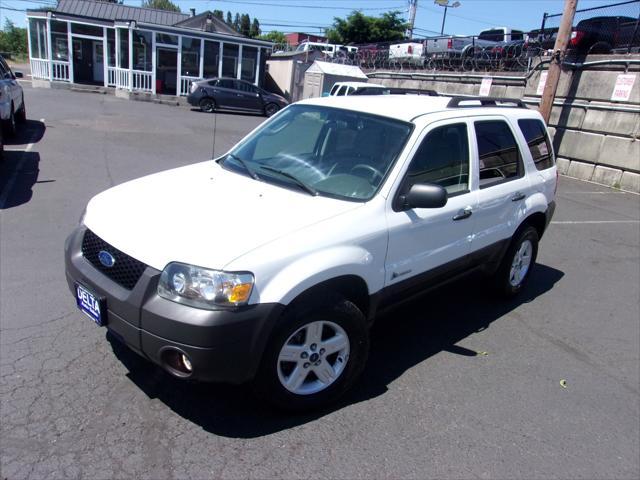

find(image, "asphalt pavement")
[1,84,639,479]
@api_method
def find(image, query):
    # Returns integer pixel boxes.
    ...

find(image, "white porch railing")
[180,76,201,96]
[52,61,70,82]
[107,67,152,92]
[107,67,116,87]
[30,58,49,80]
[132,70,153,92]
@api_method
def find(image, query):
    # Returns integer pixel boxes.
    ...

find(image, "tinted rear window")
[475,120,524,188]
[518,119,555,171]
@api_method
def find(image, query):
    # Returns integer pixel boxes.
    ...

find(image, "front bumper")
[64,226,284,383]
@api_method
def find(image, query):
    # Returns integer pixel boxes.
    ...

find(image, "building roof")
[173,11,243,37]
[305,61,368,79]
[55,0,188,26]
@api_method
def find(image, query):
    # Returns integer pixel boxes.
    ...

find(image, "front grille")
[81,229,147,290]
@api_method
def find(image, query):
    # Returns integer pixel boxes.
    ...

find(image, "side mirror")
[403,183,447,210]
[14,71,23,79]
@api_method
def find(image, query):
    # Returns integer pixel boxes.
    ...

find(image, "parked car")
[350,87,438,96]
[426,27,524,60]
[295,41,358,58]
[569,16,639,54]
[328,81,386,96]
[612,17,640,53]
[0,54,26,138]
[187,77,288,117]
[65,95,556,411]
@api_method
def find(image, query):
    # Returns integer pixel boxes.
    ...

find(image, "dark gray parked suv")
[187,77,288,116]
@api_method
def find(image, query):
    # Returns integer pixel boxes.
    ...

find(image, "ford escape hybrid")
[65,95,556,410]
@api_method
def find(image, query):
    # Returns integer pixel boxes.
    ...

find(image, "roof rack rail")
[447,97,527,109]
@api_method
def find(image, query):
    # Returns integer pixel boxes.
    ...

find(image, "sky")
[0,0,634,37]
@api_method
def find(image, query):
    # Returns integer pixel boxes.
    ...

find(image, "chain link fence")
[542,0,640,55]
[269,1,639,74]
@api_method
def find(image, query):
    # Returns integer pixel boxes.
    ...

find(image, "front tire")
[3,106,16,137]
[199,98,216,113]
[16,96,26,124]
[495,226,539,297]
[254,294,369,411]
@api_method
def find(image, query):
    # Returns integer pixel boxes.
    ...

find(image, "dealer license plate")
[75,283,105,326]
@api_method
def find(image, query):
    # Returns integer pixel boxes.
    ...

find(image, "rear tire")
[264,103,280,117]
[253,293,369,411]
[494,226,539,297]
[199,98,216,113]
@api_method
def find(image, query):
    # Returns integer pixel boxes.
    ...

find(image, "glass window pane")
[518,119,554,171]
[29,19,48,59]
[107,29,115,67]
[71,23,103,37]
[475,120,524,188]
[222,43,239,77]
[229,105,413,201]
[51,21,68,61]
[132,30,152,71]
[118,29,129,69]
[406,124,470,196]
[156,33,178,45]
[181,37,200,77]
[203,40,220,78]
[241,46,257,83]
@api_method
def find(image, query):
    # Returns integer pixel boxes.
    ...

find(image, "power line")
[205,0,405,10]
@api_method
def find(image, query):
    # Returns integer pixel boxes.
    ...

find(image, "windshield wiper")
[258,166,318,196]
[226,153,259,180]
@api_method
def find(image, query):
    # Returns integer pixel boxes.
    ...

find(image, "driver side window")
[405,123,470,196]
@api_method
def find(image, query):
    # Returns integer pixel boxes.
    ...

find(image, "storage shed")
[303,61,368,99]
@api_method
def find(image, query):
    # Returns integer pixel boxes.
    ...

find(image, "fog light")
[181,354,193,372]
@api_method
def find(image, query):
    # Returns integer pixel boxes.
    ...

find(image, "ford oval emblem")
[98,250,115,268]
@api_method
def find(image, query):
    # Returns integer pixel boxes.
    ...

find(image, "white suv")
[65,95,557,410]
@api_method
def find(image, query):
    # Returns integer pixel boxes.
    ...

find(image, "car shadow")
[108,263,564,438]
[0,120,47,208]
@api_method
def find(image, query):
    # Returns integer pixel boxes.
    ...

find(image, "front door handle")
[453,207,473,221]
[511,192,526,202]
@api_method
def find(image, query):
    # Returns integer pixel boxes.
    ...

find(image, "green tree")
[325,10,407,44]
[258,31,287,45]
[213,10,224,21]
[0,19,28,56]
[141,0,180,13]
[240,14,251,37]
[226,11,233,26]
[233,13,241,32]
[250,18,261,38]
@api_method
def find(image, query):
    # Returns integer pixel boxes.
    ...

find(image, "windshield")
[221,105,413,201]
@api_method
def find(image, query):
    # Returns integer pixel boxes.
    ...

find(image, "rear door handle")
[453,207,473,221]
[511,192,526,202]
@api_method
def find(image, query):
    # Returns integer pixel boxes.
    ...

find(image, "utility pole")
[406,0,418,39]
[539,0,578,123]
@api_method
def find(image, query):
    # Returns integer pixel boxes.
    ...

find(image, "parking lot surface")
[1,85,639,479]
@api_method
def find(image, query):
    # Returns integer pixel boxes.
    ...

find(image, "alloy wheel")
[277,320,350,395]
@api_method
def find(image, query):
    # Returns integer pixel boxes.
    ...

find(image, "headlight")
[158,262,254,309]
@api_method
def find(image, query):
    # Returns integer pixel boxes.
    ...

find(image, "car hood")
[84,161,361,271]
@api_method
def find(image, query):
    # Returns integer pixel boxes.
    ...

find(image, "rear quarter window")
[518,119,555,171]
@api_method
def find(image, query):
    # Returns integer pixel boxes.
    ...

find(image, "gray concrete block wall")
[371,55,640,192]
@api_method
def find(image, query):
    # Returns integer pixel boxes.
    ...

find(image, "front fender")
[255,245,383,306]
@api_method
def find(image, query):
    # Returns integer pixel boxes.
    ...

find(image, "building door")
[92,42,104,83]
[156,47,178,95]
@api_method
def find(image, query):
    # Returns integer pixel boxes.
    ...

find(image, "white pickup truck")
[427,27,525,59]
